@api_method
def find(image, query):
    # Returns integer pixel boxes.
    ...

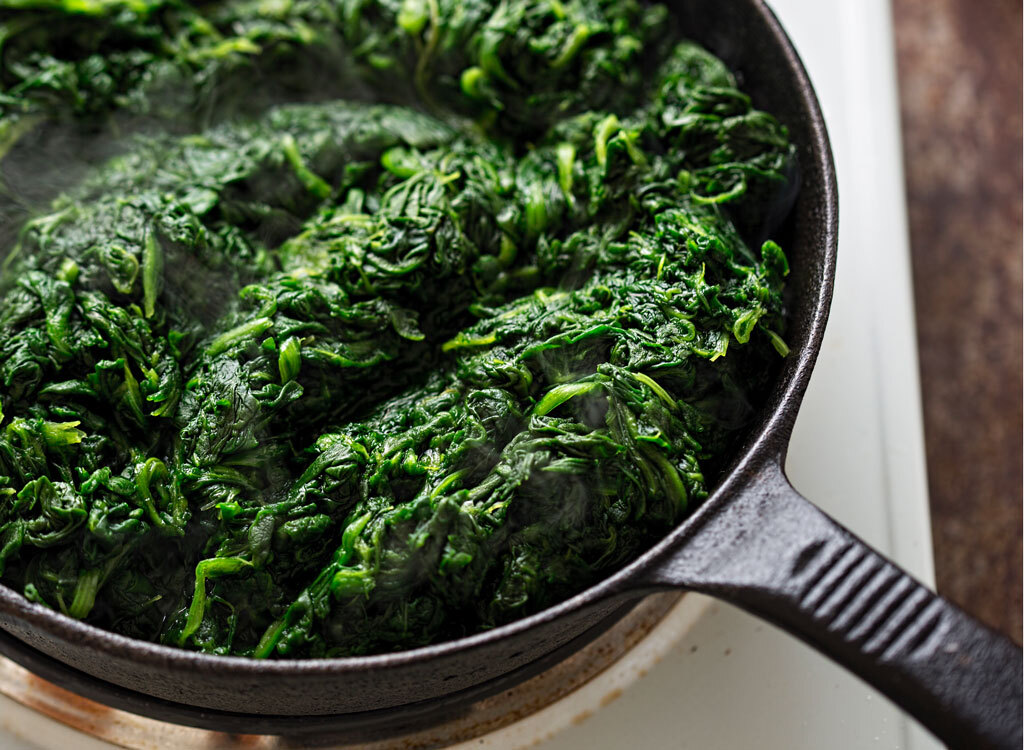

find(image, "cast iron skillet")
[0,0,1021,747]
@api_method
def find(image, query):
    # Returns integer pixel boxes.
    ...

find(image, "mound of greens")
[0,0,796,657]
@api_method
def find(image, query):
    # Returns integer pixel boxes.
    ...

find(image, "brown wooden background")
[891,0,1022,644]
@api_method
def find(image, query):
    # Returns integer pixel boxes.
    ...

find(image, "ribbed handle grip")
[632,462,1022,750]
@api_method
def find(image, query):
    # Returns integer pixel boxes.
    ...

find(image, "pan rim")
[0,0,838,686]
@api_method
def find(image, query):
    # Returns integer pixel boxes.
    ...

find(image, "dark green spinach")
[0,1,795,656]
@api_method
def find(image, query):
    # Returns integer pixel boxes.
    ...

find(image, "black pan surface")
[0,0,837,718]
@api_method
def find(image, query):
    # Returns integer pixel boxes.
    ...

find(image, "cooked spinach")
[0,0,796,656]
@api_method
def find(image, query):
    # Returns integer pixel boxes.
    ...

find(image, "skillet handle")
[631,461,1022,750]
